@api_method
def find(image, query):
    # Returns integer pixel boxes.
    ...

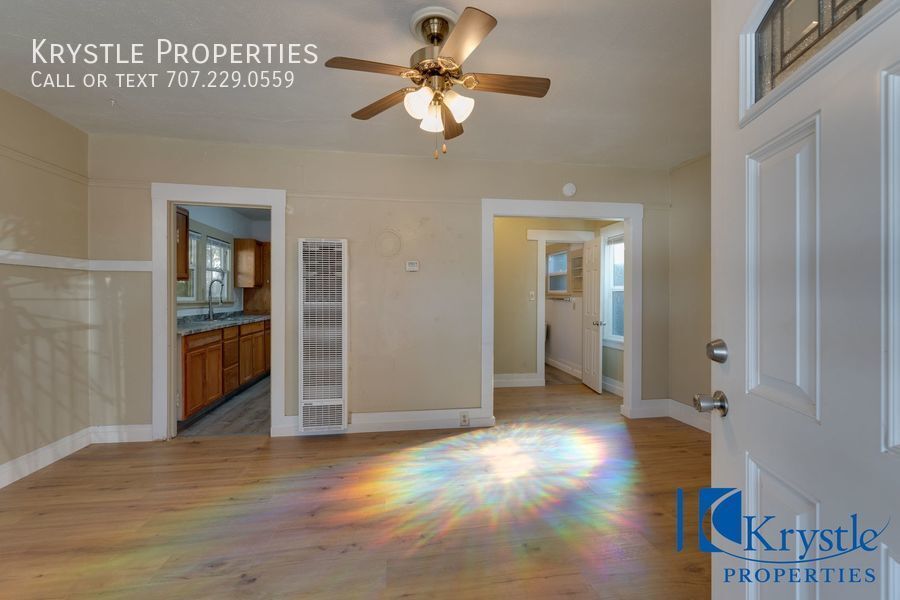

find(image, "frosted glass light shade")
[419,103,444,133]
[442,89,475,123]
[403,86,434,119]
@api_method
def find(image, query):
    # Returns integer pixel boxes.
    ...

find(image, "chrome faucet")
[208,279,225,320]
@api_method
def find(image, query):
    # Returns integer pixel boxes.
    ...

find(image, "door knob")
[706,339,728,363]
[593,320,606,327]
[693,390,728,417]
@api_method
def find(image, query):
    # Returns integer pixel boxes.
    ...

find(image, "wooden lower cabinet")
[223,365,240,395]
[222,335,239,395]
[239,335,254,384]
[183,348,208,418]
[251,332,266,378]
[264,328,271,371]
[204,344,223,403]
[182,319,271,422]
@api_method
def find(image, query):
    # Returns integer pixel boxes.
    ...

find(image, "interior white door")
[582,238,602,392]
[711,2,900,598]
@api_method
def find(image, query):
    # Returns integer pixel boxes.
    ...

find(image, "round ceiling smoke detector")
[409,6,459,44]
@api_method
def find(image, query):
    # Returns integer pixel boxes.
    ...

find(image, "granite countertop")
[177,313,270,336]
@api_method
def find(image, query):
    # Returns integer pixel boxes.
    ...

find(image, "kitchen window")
[177,232,234,304]
[205,237,232,302]
[176,231,200,301]
[602,230,625,348]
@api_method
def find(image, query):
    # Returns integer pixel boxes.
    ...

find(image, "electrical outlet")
[459,411,470,427]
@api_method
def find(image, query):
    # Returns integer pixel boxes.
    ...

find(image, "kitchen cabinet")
[243,242,271,313]
[183,348,207,418]
[222,326,239,394]
[204,344,223,402]
[181,319,271,423]
[235,239,263,288]
[239,335,254,384]
[251,332,266,378]
[264,321,271,371]
[175,207,190,281]
[181,329,223,420]
[239,321,267,384]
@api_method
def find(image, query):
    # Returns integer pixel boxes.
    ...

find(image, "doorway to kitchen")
[173,204,272,437]
[151,184,288,441]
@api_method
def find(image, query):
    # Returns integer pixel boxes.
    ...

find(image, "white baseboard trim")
[667,399,711,433]
[346,416,495,434]
[272,408,497,436]
[602,376,624,397]
[494,372,545,388]
[0,424,155,489]
[0,428,91,489]
[620,399,710,433]
[621,399,670,419]
[545,358,582,379]
[90,424,154,443]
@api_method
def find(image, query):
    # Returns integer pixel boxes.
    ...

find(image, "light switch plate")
[405,260,419,272]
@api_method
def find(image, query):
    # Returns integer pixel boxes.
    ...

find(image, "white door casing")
[582,238,602,392]
[712,2,900,599]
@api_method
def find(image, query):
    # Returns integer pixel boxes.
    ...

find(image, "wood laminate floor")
[544,364,585,386]
[0,384,710,599]
[180,377,270,437]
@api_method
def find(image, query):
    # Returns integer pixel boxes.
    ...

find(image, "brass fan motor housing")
[420,16,450,45]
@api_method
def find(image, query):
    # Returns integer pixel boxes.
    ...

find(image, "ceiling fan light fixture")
[442,89,475,123]
[419,102,444,133]
[403,86,434,119]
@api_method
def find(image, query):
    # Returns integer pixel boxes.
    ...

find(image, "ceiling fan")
[325,6,551,157]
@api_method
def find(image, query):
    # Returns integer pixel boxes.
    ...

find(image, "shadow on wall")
[0,218,93,464]
[86,270,152,427]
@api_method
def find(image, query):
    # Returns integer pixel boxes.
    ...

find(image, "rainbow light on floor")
[331,419,636,552]
[9,418,638,595]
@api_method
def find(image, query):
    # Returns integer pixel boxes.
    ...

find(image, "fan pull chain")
[434,133,439,159]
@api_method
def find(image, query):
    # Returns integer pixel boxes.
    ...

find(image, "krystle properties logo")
[676,488,889,585]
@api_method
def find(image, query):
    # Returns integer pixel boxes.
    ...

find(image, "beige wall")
[1,88,712,454]
[0,90,90,464]
[89,271,153,425]
[603,346,624,383]
[87,134,673,417]
[668,155,711,405]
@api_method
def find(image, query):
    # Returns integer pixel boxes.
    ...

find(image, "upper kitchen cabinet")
[175,207,190,281]
[243,241,271,314]
[234,238,263,288]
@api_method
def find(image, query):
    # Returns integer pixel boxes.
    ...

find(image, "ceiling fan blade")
[325,56,410,77]
[351,89,408,120]
[439,7,497,66]
[468,73,551,98]
[441,103,464,140]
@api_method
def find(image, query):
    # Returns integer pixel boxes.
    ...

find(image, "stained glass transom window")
[755,0,882,101]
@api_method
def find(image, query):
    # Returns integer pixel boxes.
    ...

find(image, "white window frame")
[176,231,201,302]
[547,250,568,294]
[601,223,625,350]
[204,236,233,303]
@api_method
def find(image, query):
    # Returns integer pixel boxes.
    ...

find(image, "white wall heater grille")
[298,239,348,433]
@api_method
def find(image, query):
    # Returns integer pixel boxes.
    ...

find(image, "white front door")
[582,238,602,392]
[711,1,900,598]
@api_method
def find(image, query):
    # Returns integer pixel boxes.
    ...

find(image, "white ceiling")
[230,207,271,221]
[0,0,710,169]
